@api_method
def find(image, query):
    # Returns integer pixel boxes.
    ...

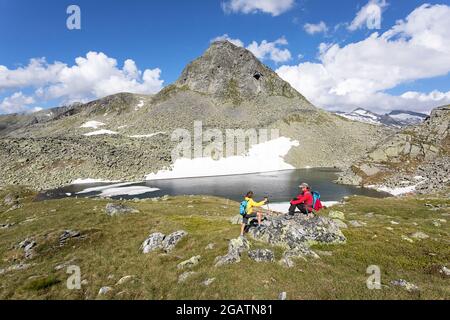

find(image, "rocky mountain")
[335,108,428,128]
[0,41,386,190]
[337,105,449,194]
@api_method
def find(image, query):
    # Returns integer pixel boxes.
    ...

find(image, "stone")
[278,292,287,301]
[205,243,215,250]
[228,236,250,255]
[202,278,216,286]
[439,266,450,277]
[98,286,113,295]
[177,256,201,269]
[349,220,365,228]
[280,245,319,268]
[116,275,137,286]
[315,250,333,257]
[162,230,188,252]
[230,215,243,225]
[141,233,165,254]
[391,280,419,292]
[18,238,37,260]
[59,230,81,245]
[105,203,139,216]
[215,252,240,267]
[431,220,442,227]
[3,194,18,206]
[0,263,33,275]
[332,219,348,229]
[248,249,274,263]
[178,271,197,284]
[401,235,414,243]
[329,211,345,220]
[214,237,249,268]
[410,232,429,240]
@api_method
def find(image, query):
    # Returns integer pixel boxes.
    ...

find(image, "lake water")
[37,168,390,203]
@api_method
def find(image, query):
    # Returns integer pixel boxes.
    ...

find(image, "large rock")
[141,231,188,254]
[215,236,250,267]
[105,203,139,216]
[329,211,345,220]
[248,215,346,249]
[279,244,320,268]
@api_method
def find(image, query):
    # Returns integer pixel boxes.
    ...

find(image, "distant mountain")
[335,108,428,128]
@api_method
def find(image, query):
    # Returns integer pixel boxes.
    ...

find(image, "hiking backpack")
[311,191,321,210]
[239,200,249,216]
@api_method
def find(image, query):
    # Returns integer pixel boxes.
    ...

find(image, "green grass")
[0,187,449,300]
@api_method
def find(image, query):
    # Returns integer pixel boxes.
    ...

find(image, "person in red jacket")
[289,183,313,216]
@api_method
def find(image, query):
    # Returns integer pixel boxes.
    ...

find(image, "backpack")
[240,200,249,216]
[311,191,321,210]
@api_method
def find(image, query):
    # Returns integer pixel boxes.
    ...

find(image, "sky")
[1,0,450,115]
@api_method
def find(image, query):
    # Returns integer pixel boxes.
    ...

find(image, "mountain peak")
[173,40,301,103]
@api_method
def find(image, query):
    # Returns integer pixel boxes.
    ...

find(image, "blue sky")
[1,0,450,114]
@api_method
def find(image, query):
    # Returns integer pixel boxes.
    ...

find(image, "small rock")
[202,278,216,286]
[177,256,201,269]
[81,279,89,286]
[278,292,287,300]
[116,275,137,286]
[315,250,333,257]
[98,286,113,295]
[178,271,197,283]
[410,232,429,240]
[439,266,450,277]
[205,243,215,250]
[401,235,414,243]
[141,232,165,254]
[349,220,365,228]
[59,230,81,245]
[329,211,345,220]
[391,279,419,292]
[228,236,250,255]
[390,221,400,225]
[3,194,18,206]
[215,252,241,267]
[431,220,442,227]
[248,249,274,263]
[386,227,394,231]
[105,203,139,216]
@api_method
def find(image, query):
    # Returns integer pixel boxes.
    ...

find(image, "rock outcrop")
[141,231,187,254]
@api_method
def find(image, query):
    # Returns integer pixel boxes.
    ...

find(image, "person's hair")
[245,191,254,198]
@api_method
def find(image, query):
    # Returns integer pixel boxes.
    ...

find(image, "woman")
[240,191,267,237]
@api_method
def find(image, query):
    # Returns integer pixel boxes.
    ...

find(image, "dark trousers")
[289,203,309,216]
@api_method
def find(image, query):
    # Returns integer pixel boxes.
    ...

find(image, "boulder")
[228,236,250,255]
[141,230,188,254]
[162,230,188,252]
[329,211,346,220]
[248,249,274,263]
[105,203,139,216]
[214,252,241,267]
[177,256,201,270]
[249,215,346,250]
[141,233,165,254]
[59,230,81,246]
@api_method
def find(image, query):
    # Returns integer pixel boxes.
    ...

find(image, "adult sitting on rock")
[289,183,315,218]
[240,191,267,237]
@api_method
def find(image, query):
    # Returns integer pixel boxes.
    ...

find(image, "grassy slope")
[0,187,449,300]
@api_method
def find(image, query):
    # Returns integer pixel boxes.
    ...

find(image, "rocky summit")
[0,41,385,190]
[338,105,450,194]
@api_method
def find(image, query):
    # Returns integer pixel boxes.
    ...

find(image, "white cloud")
[211,34,244,47]
[222,0,295,16]
[348,0,388,31]
[276,4,450,114]
[0,92,35,114]
[0,52,164,114]
[247,37,292,63]
[304,21,328,35]
[211,35,292,64]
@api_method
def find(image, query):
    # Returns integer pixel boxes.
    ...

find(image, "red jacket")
[291,191,313,210]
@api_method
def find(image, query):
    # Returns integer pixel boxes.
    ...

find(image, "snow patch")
[80,121,106,129]
[146,137,300,180]
[369,184,417,196]
[96,186,159,198]
[71,178,120,185]
[84,130,118,136]
[129,132,165,138]
[135,100,145,111]
[76,182,136,195]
